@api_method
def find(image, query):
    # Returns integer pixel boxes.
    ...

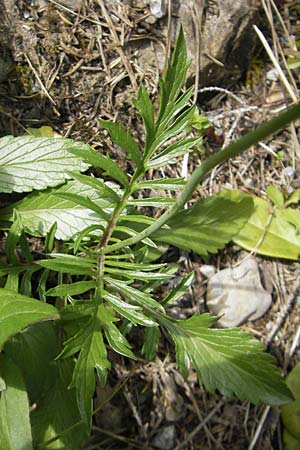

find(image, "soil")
[0,1,300,449]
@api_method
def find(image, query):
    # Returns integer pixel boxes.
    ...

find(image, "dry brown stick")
[174,400,223,450]
[265,286,299,346]
[247,405,271,450]
[97,0,138,93]
[192,1,204,104]
[24,54,56,106]
[163,0,172,75]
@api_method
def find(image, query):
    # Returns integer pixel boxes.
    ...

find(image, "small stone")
[144,14,158,24]
[150,0,167,18]
[152,425,176,450]
[283,166,295,178]
[199,265,216,279]
[206,257,272,327]
[36,0,84,10]
[266,68,279,81]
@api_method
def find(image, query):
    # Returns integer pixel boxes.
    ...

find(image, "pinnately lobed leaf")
[0,135,90,193]
[99,119,141,164]
[0,289,59,351]
[160,314,293,405]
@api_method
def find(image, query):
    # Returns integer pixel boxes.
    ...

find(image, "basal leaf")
[31,359,87,450]
[26,125,54,137]
[0,376,5,392]
[267,185,285,208]
[5,323,58,400]
[68,146,129,187]
[229,192,300,260]
[99,119,141,164]
[281,364,300,442]
[0,289,58,350]
[153,191,254,256]
[285,189,300,207]
[0,354,33,450]
[5,323,87,450]
[162,313,293,405]
[0,180,114,240]
[0,135,89,193]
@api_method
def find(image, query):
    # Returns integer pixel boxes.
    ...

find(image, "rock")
[137,0,259,87]
[152,425,176,450]
[283,166,295,178]
[199,264,216,279]
[267,68,279,81]
[150,0,167,18]
[206,257,272,327]
[35,0,84,10]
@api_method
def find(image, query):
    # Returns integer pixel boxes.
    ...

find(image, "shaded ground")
[0,1,300,449]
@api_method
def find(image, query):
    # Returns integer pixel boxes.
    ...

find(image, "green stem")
[103,102,300,255]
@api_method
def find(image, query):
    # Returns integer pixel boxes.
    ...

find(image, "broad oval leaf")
[0,289,58,350]
[0,354,33,450]
[230,192,300,260]
[0,179,116,240]
[0,135,89,193]
[153,191,254,256]
[281,364,300,441]
[5,323,88,449]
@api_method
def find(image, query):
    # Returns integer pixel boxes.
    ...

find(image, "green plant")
[0,29,299,449]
